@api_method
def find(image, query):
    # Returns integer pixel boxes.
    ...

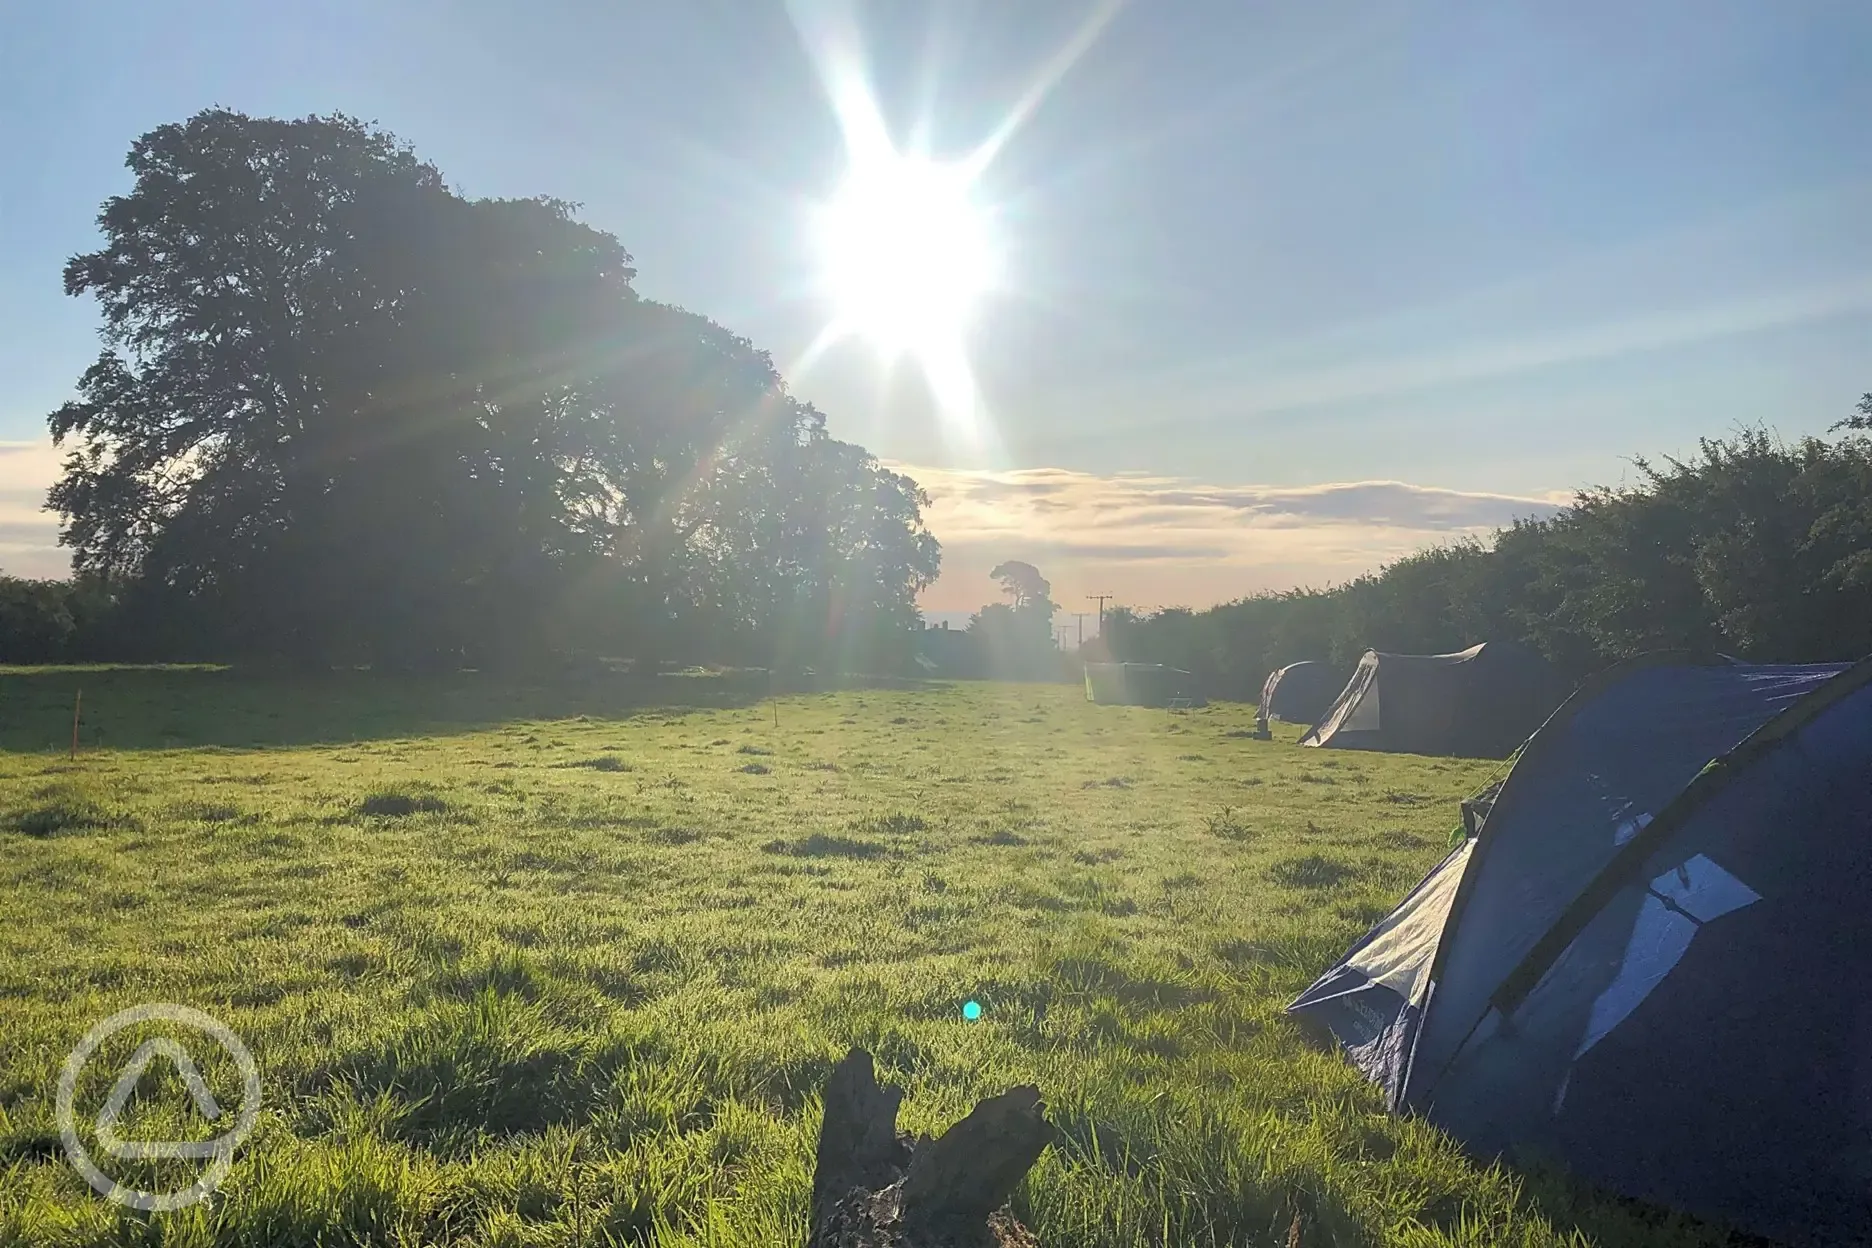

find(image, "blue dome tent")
[1288,653,1872,1244]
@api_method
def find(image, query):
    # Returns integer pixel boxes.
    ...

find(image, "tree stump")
[807,1048,1055,1248]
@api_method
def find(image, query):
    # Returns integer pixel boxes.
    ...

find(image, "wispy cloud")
[899,462,1567,611]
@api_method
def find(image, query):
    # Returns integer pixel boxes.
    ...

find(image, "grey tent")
[1259,661,1342,724]
[1084,662,1201,707]
[1301,642,1566,758]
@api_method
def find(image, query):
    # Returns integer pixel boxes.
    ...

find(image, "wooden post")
[808,1048,1053,1248]
[70,688,82,759]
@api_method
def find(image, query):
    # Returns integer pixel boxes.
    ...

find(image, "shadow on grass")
[760,833,888,859]
[3,796,133,837]
[1513,1159,1777,1248]
[356,792,453,818]
[0,665,948,753]
[1266,853,1357,890]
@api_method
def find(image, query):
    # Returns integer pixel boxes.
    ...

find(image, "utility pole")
[1086,594,1114,628]
[1071,612,1090,649]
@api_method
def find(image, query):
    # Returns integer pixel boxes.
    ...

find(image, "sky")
[3,0,1869,617]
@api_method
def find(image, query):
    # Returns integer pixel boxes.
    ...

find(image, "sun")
[787,0,1121,439]
[814,149,996,360]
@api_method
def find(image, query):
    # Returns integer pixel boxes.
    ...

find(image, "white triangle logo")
[93,1038,228,1161]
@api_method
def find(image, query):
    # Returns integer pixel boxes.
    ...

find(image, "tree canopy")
[40,110,938,670]
[1106,419,1872,700]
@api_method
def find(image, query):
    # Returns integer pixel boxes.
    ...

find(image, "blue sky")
[3,1,1869,610]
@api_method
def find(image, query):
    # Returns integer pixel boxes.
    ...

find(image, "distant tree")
[0,578,76,662]
[969,561,1061,679]
[1092,605,1141,662]
[988,561,1057,618]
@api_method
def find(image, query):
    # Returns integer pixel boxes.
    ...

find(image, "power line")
[1086,594,1114,626]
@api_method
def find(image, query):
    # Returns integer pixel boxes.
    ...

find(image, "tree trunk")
[807,1049,1054,1248]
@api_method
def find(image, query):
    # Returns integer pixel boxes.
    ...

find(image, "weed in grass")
[1202,805,1254,842]
[173,800,245,823]
[853,812,927,836]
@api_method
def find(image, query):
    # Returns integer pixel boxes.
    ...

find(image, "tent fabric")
[1083,662,1201,707]
[1300,641,1566,759]
[1258,661,1342,724]
[1084,662,1130,704]
[1288,654,1872,1244]
[1287,838,1472,1105]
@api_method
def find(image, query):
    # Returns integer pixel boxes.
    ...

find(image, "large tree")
[48,110,938,668]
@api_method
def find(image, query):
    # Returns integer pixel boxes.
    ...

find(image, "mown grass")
[0,668,1742,1245]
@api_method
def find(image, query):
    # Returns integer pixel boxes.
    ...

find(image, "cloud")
[896,462,1567,612]
[0,441,67,579]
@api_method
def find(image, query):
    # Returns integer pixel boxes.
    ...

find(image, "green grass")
[0,667,1736,1245]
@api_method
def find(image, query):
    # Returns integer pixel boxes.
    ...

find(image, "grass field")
[0,668,1740,1246]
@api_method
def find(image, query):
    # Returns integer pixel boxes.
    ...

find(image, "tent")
[1287,653,1872,1244]
[1300,641,1565,759]
[1084,662,1201,707]
[1258,661,1342,724]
